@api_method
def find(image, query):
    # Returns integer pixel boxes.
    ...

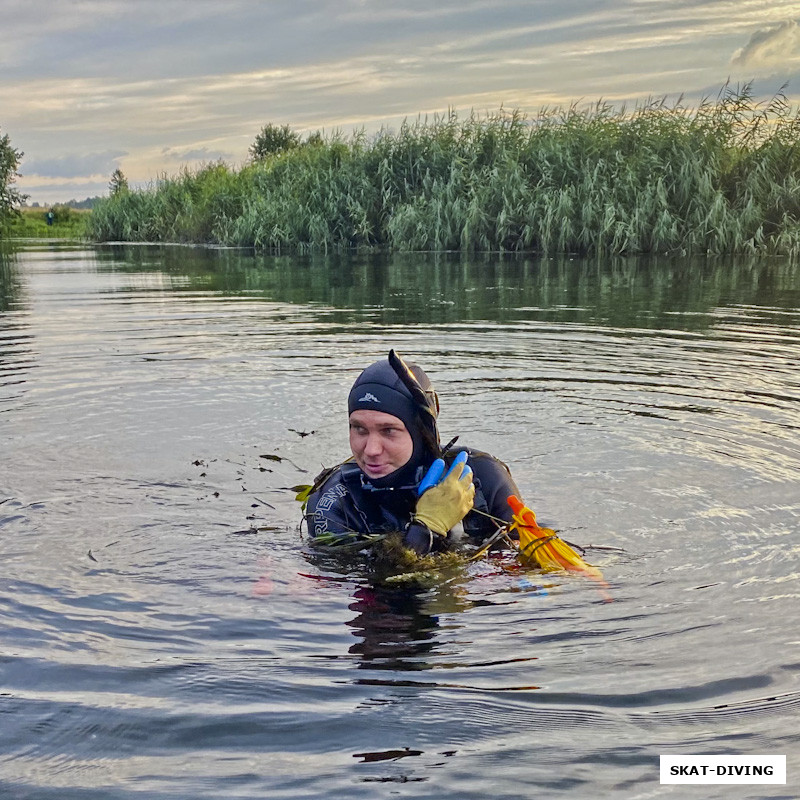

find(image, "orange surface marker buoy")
[507,495,611,597]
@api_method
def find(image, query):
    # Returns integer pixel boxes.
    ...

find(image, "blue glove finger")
[444,450,470,481]
[417,458,445,496]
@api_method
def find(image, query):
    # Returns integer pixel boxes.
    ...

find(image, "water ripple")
[2,246,799,799]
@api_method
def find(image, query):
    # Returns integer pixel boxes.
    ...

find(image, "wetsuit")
[306,351,521,554]
[306,446,520,548]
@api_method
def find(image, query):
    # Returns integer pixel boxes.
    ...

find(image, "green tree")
[109,168,129,196]
[0,128,27,229]
[249,123,301,161]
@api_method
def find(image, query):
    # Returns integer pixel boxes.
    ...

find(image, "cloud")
[7,0,800,207]
[22,150,126,178]
[731,19,800,71]
[161,146,234,162]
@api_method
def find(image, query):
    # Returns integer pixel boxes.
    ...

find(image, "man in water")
[305,351,520,555]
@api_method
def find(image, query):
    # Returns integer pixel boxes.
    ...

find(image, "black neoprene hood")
[347,354,440,486]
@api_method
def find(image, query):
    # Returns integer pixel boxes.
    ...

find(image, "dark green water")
[1,241,799,798]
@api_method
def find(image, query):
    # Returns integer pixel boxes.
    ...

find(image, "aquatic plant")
[309,529,475,587]
[88,84,800,256]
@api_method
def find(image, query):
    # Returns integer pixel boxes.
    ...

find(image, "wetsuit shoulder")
[305,463,361,540]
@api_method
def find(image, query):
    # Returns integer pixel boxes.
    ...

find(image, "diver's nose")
[363,432,383,456]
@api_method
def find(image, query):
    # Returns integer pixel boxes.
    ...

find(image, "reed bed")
[88,86,800,256]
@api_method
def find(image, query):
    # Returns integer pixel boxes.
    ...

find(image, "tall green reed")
[88,85,800,256]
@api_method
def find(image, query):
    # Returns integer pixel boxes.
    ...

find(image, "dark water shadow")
[90,244,800,329]
[346,584,440,670]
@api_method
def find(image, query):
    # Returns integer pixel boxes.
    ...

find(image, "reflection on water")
[0,245,24,314]
[1,241,799,799]
[347,586,439,670]
[90,244,800,329]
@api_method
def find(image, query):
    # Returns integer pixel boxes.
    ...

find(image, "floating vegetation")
[89,84,800,257]
[307,519,617,598]
[308,530,475,586]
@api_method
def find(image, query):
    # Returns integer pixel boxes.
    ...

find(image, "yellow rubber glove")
[413,459,475,536]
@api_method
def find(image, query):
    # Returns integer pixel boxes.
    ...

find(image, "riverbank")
[4,207,90,239]
[88,86,800,256]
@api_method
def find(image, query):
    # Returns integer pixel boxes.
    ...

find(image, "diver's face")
[349,409,414,479]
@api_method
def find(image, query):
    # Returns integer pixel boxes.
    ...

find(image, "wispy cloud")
[22,150,126,179]
[731,19,800,71]
[161,146,234,162]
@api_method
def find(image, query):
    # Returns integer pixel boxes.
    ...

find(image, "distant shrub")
[249,124,301,161]
[109,168,129,197]
[50,205,74,224]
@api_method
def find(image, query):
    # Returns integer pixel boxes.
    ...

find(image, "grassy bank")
[5,206,90,239]
[88,86,800,256]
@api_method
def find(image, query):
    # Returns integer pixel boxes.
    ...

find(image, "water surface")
[1,242,799,798]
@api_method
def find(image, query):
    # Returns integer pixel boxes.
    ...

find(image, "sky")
[3,0,800,205]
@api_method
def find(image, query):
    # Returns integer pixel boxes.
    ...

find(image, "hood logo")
[358,392,380,403]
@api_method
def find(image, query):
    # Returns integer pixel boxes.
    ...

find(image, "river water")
[1,241,798,799]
